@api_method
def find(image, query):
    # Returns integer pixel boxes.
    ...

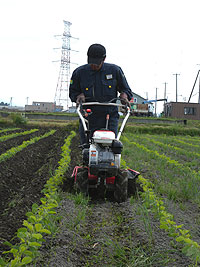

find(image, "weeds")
[137,204,154,245]
[122,134,200,205]
[10,113,27,126]
[105,238,171,267]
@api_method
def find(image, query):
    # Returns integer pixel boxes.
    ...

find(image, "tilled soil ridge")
[0,128,69,254]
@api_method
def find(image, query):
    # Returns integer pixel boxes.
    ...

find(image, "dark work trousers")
[79,112,119,144]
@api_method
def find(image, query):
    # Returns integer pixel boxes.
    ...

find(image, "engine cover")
[92,130,115,146]
[89,143,120,176]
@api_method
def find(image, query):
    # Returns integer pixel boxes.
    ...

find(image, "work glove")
[76,93,85,106]
[120,92,130,107]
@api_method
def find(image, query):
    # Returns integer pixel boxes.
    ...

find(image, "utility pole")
[173,73,180,102]
[199,74,200,104]
[197,64,200,104]
[155,87,158,117]
[163,82,168,102]
[163,82,167,116]
[188,69,200,103]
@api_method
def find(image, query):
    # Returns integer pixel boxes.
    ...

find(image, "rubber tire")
[74,168,88,196]
[114,169,128,203]
[128,178,136,197]
[97,178,106,199]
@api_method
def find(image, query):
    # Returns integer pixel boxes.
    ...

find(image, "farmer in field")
[69,43,133,144]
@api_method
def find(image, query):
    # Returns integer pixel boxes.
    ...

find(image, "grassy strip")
[123,134,200,177]
[25,111,78,117]
[0,129,38,143]
[125,125,200,136]
[131,133,200,170]
[175,135,200,145]
[122,135,200,204]
[0,130,55,163]
[0,130,76,267]
[147,133,200,151]
[148,135,200,159]
[121,159,200,265]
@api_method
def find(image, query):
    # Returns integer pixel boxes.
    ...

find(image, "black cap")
[87,44,106,65]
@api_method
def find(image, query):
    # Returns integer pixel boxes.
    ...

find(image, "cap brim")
[88,56,103,65]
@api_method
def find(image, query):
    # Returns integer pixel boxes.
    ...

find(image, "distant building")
[130,93,154,116]
[164,102,200,120]
[25,102,63,112]
[131,92,146,104]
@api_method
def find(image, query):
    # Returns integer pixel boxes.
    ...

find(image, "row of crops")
[121,131,200,264]
[0,124,200,265]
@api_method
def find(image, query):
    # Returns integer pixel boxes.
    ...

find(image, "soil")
[0,126,196,266]
[0,127,69,253]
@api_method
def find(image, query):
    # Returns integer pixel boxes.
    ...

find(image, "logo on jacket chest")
[106,74,113,80]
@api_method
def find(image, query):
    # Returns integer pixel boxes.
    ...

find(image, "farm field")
[0,121,200,266]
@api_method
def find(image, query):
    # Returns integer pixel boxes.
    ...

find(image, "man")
[69,43,133,144]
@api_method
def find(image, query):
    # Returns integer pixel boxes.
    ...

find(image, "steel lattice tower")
[54,20,72,110]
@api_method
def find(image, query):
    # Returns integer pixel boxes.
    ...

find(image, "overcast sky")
[0,0,200,113]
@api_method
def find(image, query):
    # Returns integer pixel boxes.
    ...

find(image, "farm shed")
[164,102,200,120]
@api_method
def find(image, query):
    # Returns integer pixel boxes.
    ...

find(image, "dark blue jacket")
[69,63,133,114]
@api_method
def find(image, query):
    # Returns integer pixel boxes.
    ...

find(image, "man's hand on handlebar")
[76,93,85,106]
[120,92,130,107]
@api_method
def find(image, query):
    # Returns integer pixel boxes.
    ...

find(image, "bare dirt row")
[0,127,69,254]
